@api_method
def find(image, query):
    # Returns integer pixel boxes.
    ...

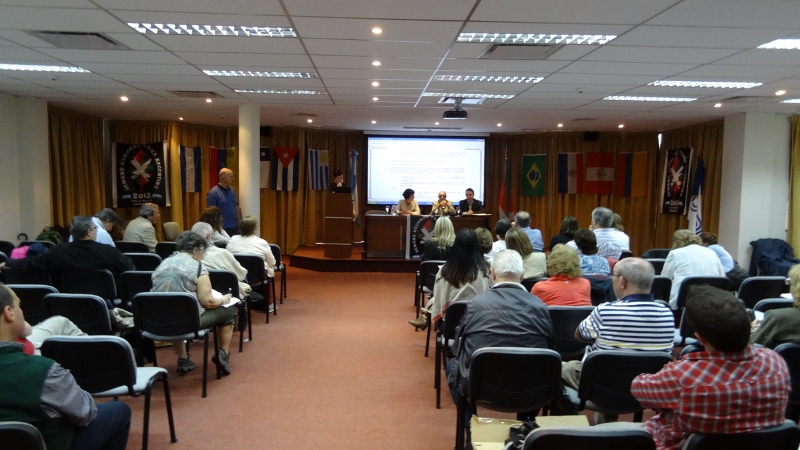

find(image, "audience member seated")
[445,250,554,421]
[475,227,493,257]
[549,215,578,252]
[191,222,251,299]
[567,207,628,259]
[563,258,674,424]
[573,228,611,278]
[751,263,800,348]
[513,210,544,252]
[397,188,420,216]
[458,188,483,215]
[226,216,277,279]
[532,244,591,306]
[699,231,749,290]
[408,228,491,329]
[150,231,236,376]
[122,203,160,253]
[661,229,725,309]
[504,228,546,279]
[200,206,231,247]
[486,219,512,264]
[612,213,625,232]
[631,285,790,450]
[422,216,455,261]
[18,316,87,356]
[0,283,131,450]
[1,215,134,280]
[69,208,120,247]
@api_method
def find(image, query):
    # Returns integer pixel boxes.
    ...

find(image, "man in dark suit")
[458,188,483,215]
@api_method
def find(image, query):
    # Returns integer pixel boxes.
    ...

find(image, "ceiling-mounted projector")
[443,98,468,119]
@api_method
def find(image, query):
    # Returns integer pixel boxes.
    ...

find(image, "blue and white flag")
[259,147,271,189]
[687,159,705,234]
[307,148,329,190]
[179,145,201,192]
[349,149,359,225]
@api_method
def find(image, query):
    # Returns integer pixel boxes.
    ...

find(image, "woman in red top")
[532,244,591,306]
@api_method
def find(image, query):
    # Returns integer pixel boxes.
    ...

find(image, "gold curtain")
[48,106,105,227]
[789,116,800,251]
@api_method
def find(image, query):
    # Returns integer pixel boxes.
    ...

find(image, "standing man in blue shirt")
[207,168,241,236]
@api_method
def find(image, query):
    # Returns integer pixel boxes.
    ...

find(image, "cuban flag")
[558,153,584,194]
[270,147,299,191]
[179,145,201,192]
[307,149,329,191]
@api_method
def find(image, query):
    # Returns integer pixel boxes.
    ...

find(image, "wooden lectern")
[324,192,353,258]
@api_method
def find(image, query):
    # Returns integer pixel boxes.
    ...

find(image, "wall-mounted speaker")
[583,131,600,142]
[260,126,272,137]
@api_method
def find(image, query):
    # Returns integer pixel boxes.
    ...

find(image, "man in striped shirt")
[562,257,675,423]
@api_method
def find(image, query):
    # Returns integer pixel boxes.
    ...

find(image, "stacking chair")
[523,426,655,450]
[674,276,732,346]
[455,347,562,450]
[234,253,272,323]
[162,222,181,242]
[118,271,154,309]
[1,266,51,286]
[738,276,790,309]
[644,258,666,275]
[269,243,286,303]
[587,277,615,306]
[564,350,672,422]
[43,293,114,335]
[548,306,594,361]
[0,240,15,256]
[6,284,57,326]
[0,251,6,264]
[754,298,794,314]
[58,269,118,308]
[415,260,444,318]
[132,292,219,398]
[650,276,671,303]
[155,242,177,260]
[521,277,548,293]
[124,252,162,271]
[435,301,468,409]
[775,344,800,422]
[40,335,177,450]
[207,270,251,353]
[619,250,634,260]
[115,241,150,253]
[641,248,670,259]
[0,421,46,450]
[682,420,800,450]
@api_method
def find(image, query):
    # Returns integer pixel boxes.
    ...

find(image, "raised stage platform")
[288,243,419,273]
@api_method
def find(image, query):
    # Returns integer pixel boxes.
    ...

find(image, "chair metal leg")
[281,268,286,300]
[424,315,432,357]
[247,296,253,341]
[212,326,221,380]
[633,410,643,422]
[201,335,209,398]
[435,338,442,409]
[455,394,466,450]
[263,282,270,324]
[161,375,177,443]
[272,278,278,316]
[142,392,151,450]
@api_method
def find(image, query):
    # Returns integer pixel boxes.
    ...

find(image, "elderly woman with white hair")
[661,229,725,309]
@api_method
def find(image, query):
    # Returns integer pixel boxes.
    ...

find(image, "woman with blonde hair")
[422,216,455,261]
[751,264,800,348]
[504,228,546,279]
[531,244,590,306]
[661,229,725,309]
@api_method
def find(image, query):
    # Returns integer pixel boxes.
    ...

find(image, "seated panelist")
[458,188,483,215]
[432,191,456,216]
[397,188,420,216]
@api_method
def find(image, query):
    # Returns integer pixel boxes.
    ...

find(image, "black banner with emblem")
[112,141,170,208]
[410,215,438,258]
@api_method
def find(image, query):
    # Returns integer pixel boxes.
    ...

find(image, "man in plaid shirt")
[631,285,790,450]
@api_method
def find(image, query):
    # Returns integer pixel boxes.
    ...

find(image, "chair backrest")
[43,293,113,335]
[114,241,150,253]
[419,260,445,293]
[162,222,181,241]
[40,335,137,395]
[682,420,800,450]
[0,421,46,450]
[155,242,177,260]
[521,277,549,293]
[650,276,672,302]
[207,270,240,297]
[754,298,795,313]
[269,243,283,269]
[0,267,51,286]
[641,248,670,259]
[58,269,117,303]
[123,252,162,271]
[523,426,655,450]
[548,306,594,361]
[644,258,666,275]
[0,240,15,256]
[587,277,616,306]
[577,350,672,414]
[6,284,57,326]
[441,301,468,340]
[675,276,732,311]
[132,292,204,338]
[117,270,154,308]
[619,250,634,260]
[679,343,705,358]
[234,254,267,285]
[775,344,800,420]
[738,276,790,309]
[468,347,562,413]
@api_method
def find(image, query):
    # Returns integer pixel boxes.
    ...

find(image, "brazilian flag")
[522,154,546,197]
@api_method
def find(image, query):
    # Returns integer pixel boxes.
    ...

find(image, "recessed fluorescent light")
[457,33,616,45]
[433,75,543,83]
[649,80,762,89]
[235,89,321,95]
[128,23,296,37]
[203,70,317,78]
[758,39,800,49]
[422,92,515,99]
[0,63,90,73]
[604,95,696,102]
[781,99,800,103]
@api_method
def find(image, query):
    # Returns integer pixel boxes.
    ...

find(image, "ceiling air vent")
[28,31,130,50]
[479,44,563,60]
[169,91,224,98]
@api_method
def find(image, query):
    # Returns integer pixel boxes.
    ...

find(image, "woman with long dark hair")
[549,215,578,252]
[409,228,491,329]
